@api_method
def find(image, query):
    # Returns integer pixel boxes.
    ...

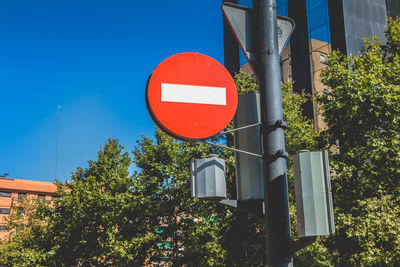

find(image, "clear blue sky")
[0,0,330,183]
[0,0,228,182]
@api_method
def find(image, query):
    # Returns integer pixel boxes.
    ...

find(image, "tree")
[131,130,228,266]
[313,18,400,266]
[0,197,51,266]
[0,74,320,266]
[0,139,148,266]
[43,139,147,266]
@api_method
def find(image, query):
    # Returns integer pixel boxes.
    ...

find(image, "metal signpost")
[223,0,293,265]
[145,1,334,266]
[146,3,293,264]
[256,0,292,265]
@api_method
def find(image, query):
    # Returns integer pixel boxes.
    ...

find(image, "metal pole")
[55,105,61,180]
[256,0,292,265]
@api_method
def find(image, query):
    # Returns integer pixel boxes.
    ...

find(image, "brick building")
[0,177,58,240]
[280,39,331,130]
[241,38,331,130]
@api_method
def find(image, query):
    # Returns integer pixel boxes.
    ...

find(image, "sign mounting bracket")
[199,140,263,158]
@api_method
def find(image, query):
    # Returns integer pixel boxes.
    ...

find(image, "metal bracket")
[202,121,288,159]
[263,48,274,55]
[219,199,264,219]
[263,149,289,159]
[199,140,262,158]
[215,123,261,137]
[288,236,317,254]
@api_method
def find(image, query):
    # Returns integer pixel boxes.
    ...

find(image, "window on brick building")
[38,195,46,201]
[0,225,9,232]
[0,191,11,197]
[18,192,26,200]
[0,208,10,214]
[320,53,327,64]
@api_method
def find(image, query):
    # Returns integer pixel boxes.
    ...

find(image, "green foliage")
[315,18,400,266]
[0,233,48,267]
[0,139,145,266]
[4,73,316,266]
[334,195,400,266]
[0,191,55,266]
[234,71,259,94]
[0,72,320,266]
[3,18,400,267]
[43,139,142,266]
[131,130,229,266]
[319,19,400,198]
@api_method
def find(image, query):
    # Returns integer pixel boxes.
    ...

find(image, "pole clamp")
[263,48,274,55]
[263,149,288,159]
[261,120,287,132]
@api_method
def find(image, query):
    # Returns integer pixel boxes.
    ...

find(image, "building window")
[38,195,46,201]
[320,54,326,64]
[0,208,10,214]
[0,191,11,197]
[18,208,25,215]
[0,225,9,232]
[157,242,172,250]
[154,227,164,234]
[52,196,59,201]
[18,192,26,200]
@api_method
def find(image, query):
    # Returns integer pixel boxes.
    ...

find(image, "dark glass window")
[52,196,59,201]
[0,208,10,214]
[0,191,11,197]
[18,192,26,200]
[18,208,25,215]
[38,195,46,201]
[0,225,9,232]
[387,0,400,19]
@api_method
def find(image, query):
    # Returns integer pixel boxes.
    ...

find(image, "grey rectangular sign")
[293,150,335,237]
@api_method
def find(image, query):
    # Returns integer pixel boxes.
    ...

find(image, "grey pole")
[255,0,292,265]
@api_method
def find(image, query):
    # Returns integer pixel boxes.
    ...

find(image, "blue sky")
[0,0,331,183]
[0,0,227,182]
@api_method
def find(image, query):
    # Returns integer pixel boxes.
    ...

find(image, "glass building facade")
[386,0,400,18]
[222,0,396,123]
[329,0,388,56]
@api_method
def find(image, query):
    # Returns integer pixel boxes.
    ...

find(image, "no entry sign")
[146,52,238,141]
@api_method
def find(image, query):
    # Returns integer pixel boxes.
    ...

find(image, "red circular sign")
[146,52,237,141]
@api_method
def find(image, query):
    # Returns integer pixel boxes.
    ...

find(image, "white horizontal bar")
[161,83,226,106]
